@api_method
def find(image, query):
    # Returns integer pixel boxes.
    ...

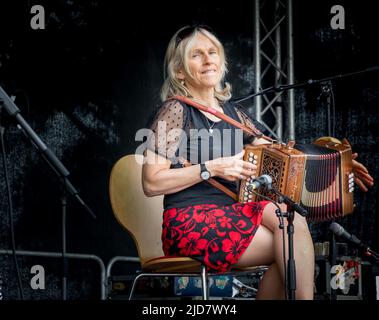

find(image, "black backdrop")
[0,0,378,299]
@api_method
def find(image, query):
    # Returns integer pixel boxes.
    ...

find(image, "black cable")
[0,124,24,300]
[251,189,288,300]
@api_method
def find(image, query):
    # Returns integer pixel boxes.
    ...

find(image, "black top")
[145,98,265,210]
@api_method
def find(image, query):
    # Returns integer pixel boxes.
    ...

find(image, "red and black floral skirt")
[162,201,269,273]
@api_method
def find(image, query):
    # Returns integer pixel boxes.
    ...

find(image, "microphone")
[247,174,272,191]
[329,222,366,248]
[329,222,379,260]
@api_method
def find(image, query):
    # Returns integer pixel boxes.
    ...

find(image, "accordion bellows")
[239,138,355,222]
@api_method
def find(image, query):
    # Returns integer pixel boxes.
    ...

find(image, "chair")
[109,154,267,300]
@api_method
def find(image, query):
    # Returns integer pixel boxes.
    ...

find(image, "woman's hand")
[205,150,257,182]
[352,152,374,192]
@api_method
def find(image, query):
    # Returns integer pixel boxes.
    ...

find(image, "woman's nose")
[203,53,212,64]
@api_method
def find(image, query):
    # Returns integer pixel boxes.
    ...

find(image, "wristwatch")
[200,163,211,180]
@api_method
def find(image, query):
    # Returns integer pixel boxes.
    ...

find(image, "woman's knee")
[261,202,286,232]
[261,202,311,235]
[235,225,275,267]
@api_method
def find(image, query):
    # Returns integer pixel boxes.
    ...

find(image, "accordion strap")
[170,95,274,141]
[178,157,238,201]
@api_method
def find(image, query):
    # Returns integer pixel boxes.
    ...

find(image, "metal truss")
[251,0,295,141]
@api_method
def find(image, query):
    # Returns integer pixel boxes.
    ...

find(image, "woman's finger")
[352,159,369,173]
[354,177,368,192]
[241,168,256,177]
[357,174,375,187]
[242,161,257,171]
[355,169,374,183]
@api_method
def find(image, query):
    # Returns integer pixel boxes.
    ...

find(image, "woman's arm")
[142,149,204,196]
[142,149,257,197]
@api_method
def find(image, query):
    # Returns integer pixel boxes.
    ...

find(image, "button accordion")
[239,137,355,222]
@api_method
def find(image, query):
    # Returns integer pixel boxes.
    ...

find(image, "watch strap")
[200,163,208,174]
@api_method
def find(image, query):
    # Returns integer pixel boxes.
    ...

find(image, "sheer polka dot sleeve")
[146,99,189,161]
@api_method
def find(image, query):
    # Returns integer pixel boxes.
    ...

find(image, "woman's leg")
[255,262,285,300]
[234,224,285,299]
[234,202,315,300]
[261,202,315,299]
[234,224,275,267]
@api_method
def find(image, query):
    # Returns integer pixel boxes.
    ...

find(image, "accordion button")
[349,187,354,193]
[249,152,254,157]
[253,160,257,164]
[248,195,252,199]
[249,157,253,162]
[349,173,354,178]
[244,192,248,196]
[254,155,258,159]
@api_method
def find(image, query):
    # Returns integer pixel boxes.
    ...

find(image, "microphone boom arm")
[0,86,95,219]
[233,66,379,103]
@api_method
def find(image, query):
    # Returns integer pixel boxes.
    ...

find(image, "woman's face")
[183,33,222,91]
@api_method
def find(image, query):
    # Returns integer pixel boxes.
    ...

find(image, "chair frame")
[128,265,210,300]
[128,264,268,300]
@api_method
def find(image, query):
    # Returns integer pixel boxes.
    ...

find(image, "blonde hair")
[160,26,232,102]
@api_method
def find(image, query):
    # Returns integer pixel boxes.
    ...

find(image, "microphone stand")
[0,86,96,300]
[270,187,308,300]
[235,65,379,299]
[329,232,338,300]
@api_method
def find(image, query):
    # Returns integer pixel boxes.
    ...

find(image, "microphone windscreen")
[329,222,343,236]
[263,174,272,184]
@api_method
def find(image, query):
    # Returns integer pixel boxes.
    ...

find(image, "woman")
[141,26,374,300]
